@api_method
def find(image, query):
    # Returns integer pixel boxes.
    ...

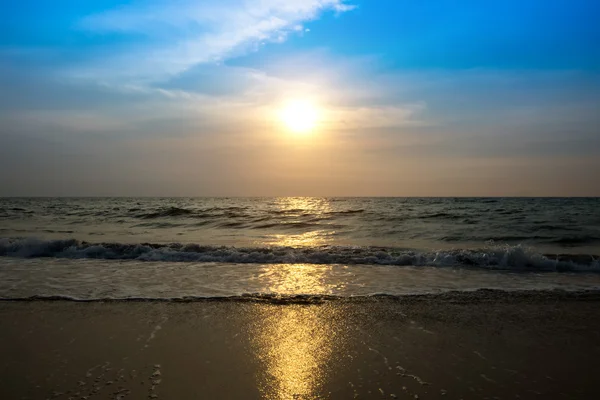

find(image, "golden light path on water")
[250,197,342,399]
[256,197,346,295]
[260,197,336,248]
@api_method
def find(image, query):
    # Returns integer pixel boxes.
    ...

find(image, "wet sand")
[1,290,600,399]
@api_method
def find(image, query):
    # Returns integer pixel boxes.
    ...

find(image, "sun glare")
[279,100,320,133]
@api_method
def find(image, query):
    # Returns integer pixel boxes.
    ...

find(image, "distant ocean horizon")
[1,197,599,300]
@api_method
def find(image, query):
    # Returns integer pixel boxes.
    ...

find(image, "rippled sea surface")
[2,197,599,249]
[1,197,599,299]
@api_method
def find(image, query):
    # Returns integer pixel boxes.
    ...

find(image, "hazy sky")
[1,0,599,196]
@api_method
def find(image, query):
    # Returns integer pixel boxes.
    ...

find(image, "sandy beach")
[1,290,600,399]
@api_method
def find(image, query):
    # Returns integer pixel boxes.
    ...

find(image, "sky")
[1,0,599,196]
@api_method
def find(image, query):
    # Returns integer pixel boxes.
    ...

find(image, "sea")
[1,197,600,300]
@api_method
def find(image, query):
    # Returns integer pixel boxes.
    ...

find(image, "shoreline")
[2,288,600,303]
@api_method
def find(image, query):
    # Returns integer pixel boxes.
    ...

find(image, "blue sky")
[1,0,599,196]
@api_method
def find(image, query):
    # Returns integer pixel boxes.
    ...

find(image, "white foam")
[1,257,600,300]
[1,238,598,272]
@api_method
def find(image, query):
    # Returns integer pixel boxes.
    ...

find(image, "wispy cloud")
[77,0,356,81]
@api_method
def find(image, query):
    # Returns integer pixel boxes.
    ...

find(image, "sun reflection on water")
[249,198,344,398]
[261,197,337,248]
[259,263,332,295]
[265,231,329,248]
[272,197,333,216]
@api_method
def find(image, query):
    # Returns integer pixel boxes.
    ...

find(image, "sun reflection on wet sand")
[252,305,336,400]
[249,260,343,399]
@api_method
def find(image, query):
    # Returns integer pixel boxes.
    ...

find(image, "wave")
[139,207,195,219]
[417,212,463,220]
[215,221,248,228]
[0,238,598,272]
[326,209,365,215]
[132,222,183,228]
[496,209,522,215]
[271,208,305,214]
[440,234,600,245]
[135,206,252,220]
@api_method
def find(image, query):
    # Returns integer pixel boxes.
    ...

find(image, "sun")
[279,100,320,133]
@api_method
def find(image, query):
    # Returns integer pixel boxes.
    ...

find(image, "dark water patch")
[495,208,522,215]
[417,212,463,220]
[381,229,408,236]
[442,235,556,243]
[202,206,249,212]
[252,223,280,229]
[223,211,249,219]
[190,212,219,220]
[372,216,408,222]
[215,221,248,228]
[534,224,579,231]
[132,222,183,228]
[250,216,273,223]
[326,209,365,215]
[507,215,528,221]
[6,207,35,215]
[550,236,600,245]
[191,220,213,227]
[139,207,195,219]
[66,211,93,217]
[480,199,500,203]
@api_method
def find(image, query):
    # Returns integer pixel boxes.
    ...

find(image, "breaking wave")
[0,238,598,272]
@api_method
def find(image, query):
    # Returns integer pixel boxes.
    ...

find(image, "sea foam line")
[0,238,598,272]
[3,289,600,303]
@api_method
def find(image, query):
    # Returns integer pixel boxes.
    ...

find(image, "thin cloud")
[77,0,356,80]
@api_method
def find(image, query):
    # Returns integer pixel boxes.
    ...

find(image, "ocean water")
[1,197,600,299]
